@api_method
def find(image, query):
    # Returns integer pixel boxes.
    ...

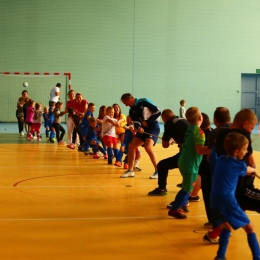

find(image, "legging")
[52,123,65,142]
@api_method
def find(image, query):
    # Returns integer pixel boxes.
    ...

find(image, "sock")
[124,155,128,164]
[92,146,98,154]
[171,189,189,211]
[50,130,55,139]
[98,146,106,155]
[247,232,260,260]
[107,148,113,160]
[117,151,123,162]
[209,226,222,239]
[217,228,231,259]
[134,160,139,167]
[46,130,50,138]
[113,148,119,160]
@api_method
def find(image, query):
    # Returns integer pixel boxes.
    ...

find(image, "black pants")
[157,152,180,190]
[200,172,212,223]
[52,123,65,142]
[17,118,23,133]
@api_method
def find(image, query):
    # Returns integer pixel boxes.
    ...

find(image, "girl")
[52,102,66,144]
[26,99,35,134]
[27,102,42,141]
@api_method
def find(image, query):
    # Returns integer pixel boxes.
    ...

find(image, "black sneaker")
[148,188,167,196]
[188,195,200,202]
[134,167,142,171]
[168,209,187,219]
[166,201,174,209]
[176,183,182,188]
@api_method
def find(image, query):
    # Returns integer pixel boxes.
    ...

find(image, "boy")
[85,117,108,159]
[102,106,120,164]
[168,107,209,219]
[203,109,260,244]
[179,100,186,119]
[211,132,259,260]
[148,109,189,195]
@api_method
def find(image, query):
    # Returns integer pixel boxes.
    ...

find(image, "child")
[79,103,95,153]
[16,96,25,135]
[115,115,142,171]
[48,101,56,143]
[23,97,30,133]
[43,106,50,139]
[27,103,43,141]
[96,105,107,152]
[211,132,259,260]
[168,107,209,219]
[179,100,186,119]
[25,99,35,133]
[85,117,108,159]
[102,106,120,164]
[52,102,66,144]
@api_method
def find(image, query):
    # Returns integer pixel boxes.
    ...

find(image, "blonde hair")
[186,107,200,124]
[106,106,114,113]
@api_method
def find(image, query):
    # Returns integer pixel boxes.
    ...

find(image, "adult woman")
[65,90,77,149]
[17,90,30,135]
[113,103,126,144]
[74,92,88,151]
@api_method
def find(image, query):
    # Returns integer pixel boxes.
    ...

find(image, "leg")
[216,223,232,260]
[189,174,201,197]
[66,117,75,144]
[244,224,260,260]
[200,173,212,223]
[59,124,66,141]
[127,137,144,171]
[144,138,157,171]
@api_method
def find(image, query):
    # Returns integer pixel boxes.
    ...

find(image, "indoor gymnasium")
[1,1,260,260]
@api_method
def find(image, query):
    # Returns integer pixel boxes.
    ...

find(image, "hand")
[138,127,144,134]
[141,121,147,127]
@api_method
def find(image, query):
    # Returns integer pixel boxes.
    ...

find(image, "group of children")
[16,91,260,259]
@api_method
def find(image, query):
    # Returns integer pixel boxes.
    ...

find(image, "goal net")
[0,73,69,122]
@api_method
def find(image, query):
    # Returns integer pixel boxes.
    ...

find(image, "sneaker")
[167,201,189,210]
[104,154,108,159]
[180,205,189,213]
[168,209,187,219]
[58,141,66,145]
[149,171,158,179]
[67,143,75,149]
[37,137,41,141]
[203,232,219,244]
[134,166,142,171]
[188,195,200,202]
[176,183,182,188]
[93,154,100,159]
[33,135,37,139]
[27,134,32,141]
[49,138,55,143]
[20,131,24,136]
[114,161,122,167]
[78,146,84,152]
[214,257,226,260]
[123,163,128,169]
[204,222,213,229]
[148,188,167,196]
[120,170,135,178]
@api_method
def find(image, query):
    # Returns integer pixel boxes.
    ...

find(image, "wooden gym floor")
[0,132,260,260]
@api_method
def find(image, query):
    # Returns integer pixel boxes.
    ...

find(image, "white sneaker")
[149,171,158,179]
[120,170,135,178]
[20,131,24,136]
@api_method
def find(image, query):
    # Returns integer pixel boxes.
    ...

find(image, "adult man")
[148,109,189,195]
[120,93,161,178]
[49,83,61,106]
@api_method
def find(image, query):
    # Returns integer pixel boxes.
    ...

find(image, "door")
[241,73,260,119]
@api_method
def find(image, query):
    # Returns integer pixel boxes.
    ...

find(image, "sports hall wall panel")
[1,0,260,121]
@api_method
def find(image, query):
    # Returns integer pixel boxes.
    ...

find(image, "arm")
[195,144,210,155]
[105,118,120,127]
[247,166,257,175]
[247,153,255,168]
